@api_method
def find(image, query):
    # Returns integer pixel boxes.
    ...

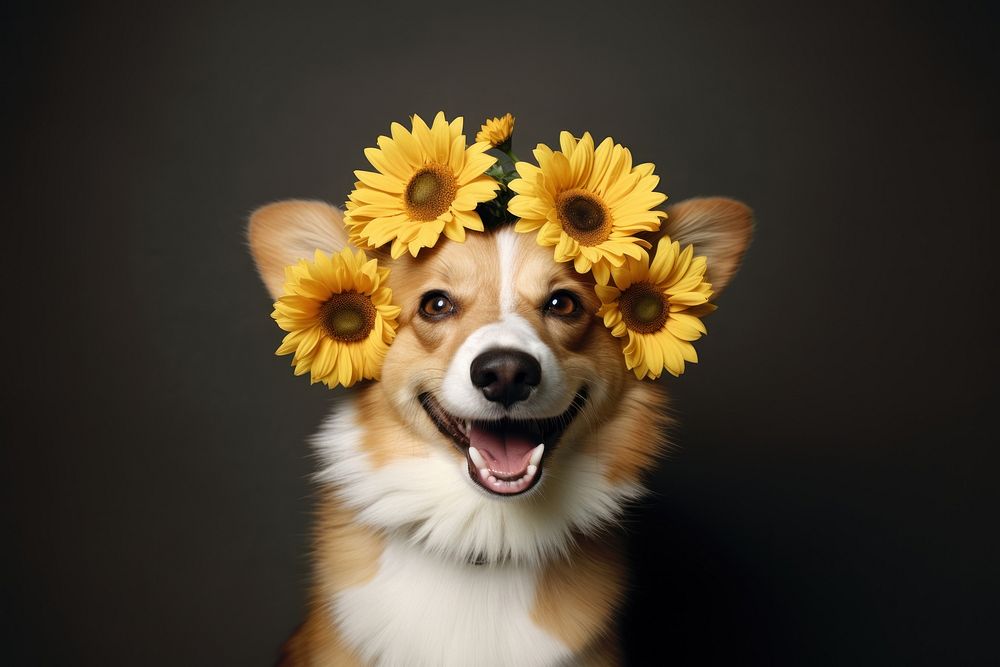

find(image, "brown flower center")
[319,292,376,342]
[404,163,458,221]
[619,282,668,334]
[556,189,612,246]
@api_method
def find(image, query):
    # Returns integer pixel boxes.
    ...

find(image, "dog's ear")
[654,197,754,297]
[247,200,349,299]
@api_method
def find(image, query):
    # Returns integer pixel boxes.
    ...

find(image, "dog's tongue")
[469,421,539,475]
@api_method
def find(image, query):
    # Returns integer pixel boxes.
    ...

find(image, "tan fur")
[248,197,752,665]
[279,611,365,667]
[281,494,382,666]
[248,200,349,299]
[649,197,754,296]
[311,494,385,594]
[576,634,624,667]
[594,382,672,486]
[383,233,504,362]
[530,533,626,653]
[355,385,433,467]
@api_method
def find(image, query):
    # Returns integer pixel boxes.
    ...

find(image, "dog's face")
[249,197,751,563]
[378,227,626,498]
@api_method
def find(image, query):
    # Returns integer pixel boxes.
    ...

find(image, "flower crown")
[271,112,715,389]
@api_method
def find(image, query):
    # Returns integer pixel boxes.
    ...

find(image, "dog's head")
[249,197,751,563]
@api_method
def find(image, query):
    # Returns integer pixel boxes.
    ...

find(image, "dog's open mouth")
[418,389,588,496]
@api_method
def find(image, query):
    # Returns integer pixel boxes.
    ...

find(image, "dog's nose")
[470,349,541,407]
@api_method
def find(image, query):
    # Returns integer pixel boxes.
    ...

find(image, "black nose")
[470,349,542,407]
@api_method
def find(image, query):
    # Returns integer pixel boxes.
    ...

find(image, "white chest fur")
[332,537,572,667]
[313,399,642,567]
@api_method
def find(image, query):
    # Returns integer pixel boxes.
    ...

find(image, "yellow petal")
[389,122,423,166]
[678,340,698,363]
[364,147,409,181]
[666,317,704,341]
[431,111,451,163]
[337,343,355,387]
[354,170,405,194]
[568,133,594,184]
[590,259,611,285]
[662,340,685,376]
[594,284,620,303]
[514,217,544,233]
[449,135,466,174]
[411,113,434,152]
[454,207,484,231]
[644,335,663,374]
[442,216,467,242]
[449,115,464,140]
[458,151,497,183]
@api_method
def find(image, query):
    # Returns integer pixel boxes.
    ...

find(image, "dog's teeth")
[527,464,537,477]
[468,446,487,469]
[468,448,492,482]
[488,475,499,485]
[529,443,545,467]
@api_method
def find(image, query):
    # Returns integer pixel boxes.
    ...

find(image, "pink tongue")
[469,422,539,475]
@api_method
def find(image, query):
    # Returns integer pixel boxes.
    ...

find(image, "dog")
[248,195,752,666]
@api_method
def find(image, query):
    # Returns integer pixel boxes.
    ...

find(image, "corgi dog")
[248,196,752,666]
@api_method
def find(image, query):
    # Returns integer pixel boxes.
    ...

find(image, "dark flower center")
[619,282,668,334]
[556,189,611,245]
[319,292,377,342]
[405,163,458,221]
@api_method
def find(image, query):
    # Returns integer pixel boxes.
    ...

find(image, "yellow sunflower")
[344,112,500,259]
[595,236,715,379]
[508,131,667,285]
[272,247,400,388]
[476,113,515,149]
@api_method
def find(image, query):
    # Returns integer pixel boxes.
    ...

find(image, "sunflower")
[507,131,667,285]
[476,113,515,150]
[344,112,500,259]
[272,248,400,388]
[595,236,715,379]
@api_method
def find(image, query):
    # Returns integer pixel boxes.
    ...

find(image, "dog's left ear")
[654,197,754,297]
[247,199,349,299]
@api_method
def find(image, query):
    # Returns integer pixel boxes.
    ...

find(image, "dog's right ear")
[247,200,349,299]
[653,197,754,298]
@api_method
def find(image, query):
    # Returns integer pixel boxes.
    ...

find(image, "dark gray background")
[4,0,998,664]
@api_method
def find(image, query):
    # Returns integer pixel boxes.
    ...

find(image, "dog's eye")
[544,290,581,318]
[419,291,457,320]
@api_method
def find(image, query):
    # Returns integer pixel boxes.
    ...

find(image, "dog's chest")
[332,537,572,667]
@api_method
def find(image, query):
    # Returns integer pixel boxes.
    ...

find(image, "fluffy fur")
[249,198,752,666]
